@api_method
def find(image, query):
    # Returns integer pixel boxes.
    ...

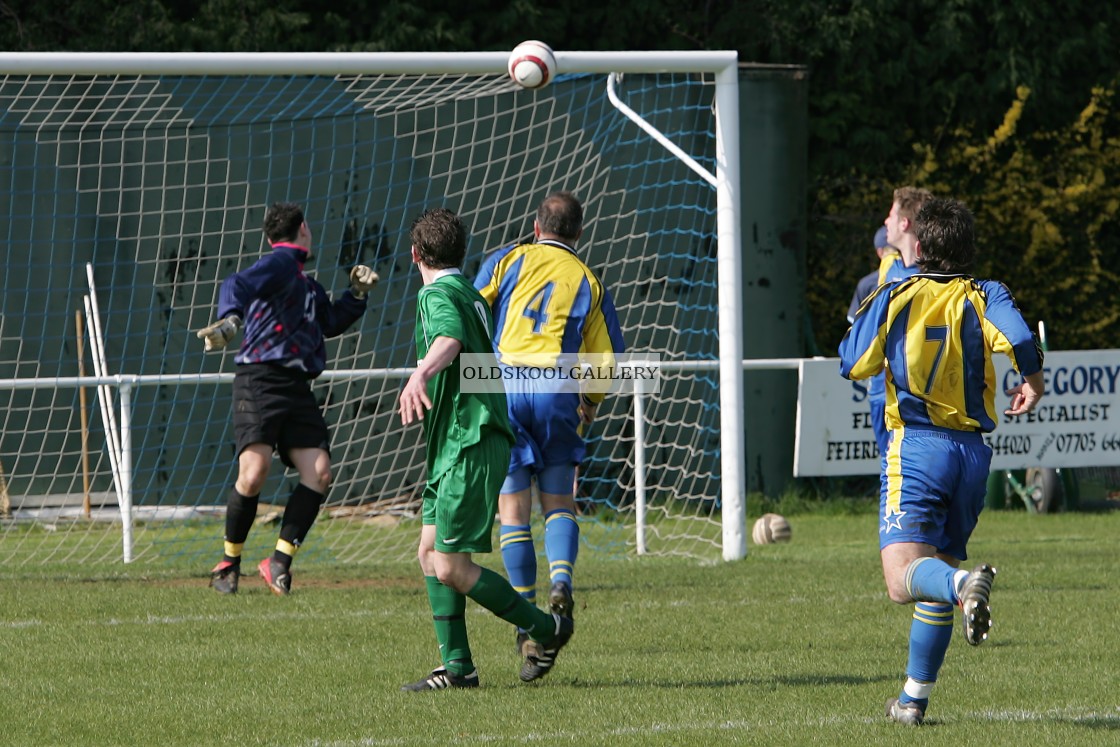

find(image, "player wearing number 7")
[196,201,377,596]
[474,191,625,678]
[839,197,1045,726]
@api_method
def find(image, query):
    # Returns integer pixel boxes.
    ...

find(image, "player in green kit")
[397,207,574,690]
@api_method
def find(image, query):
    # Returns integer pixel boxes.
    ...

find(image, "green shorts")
[422,430,511,554]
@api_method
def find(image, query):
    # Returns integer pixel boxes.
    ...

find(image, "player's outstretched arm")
[196,315,242,352]
[1005,370,1044,416]
[398,336,463,425]
[349,265,379,299]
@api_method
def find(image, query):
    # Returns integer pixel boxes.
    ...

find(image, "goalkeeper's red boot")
[400,666,479,691]
[209,560,240,594]
[519,613,573,683]
[258,557,292,596]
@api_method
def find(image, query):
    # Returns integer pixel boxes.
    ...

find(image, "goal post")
[0,50,745,566]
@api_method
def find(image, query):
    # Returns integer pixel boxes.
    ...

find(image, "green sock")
[467,567,556,642]
[425,576,472,675]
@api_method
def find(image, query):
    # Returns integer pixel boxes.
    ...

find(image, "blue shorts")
[503,464,576,495]
[879,425,992,560]
[501,372,584,491]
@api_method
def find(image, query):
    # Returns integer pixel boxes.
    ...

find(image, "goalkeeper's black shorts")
[232,363,330,467]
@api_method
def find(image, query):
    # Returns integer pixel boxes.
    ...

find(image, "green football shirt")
[414,272,513,480]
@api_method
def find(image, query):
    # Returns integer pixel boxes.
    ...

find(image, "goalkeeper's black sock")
[271,547,294,571]
[275,483,325,570]
[223,488,259,563]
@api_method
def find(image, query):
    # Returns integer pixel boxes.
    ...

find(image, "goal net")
[0,51,744,568]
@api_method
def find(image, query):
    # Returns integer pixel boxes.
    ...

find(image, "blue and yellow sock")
[899,601,954,710]
[499,524,537,606]
[905,557,970,604]
[544,508,578,590]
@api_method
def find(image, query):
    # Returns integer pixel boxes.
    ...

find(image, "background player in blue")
[847,187,933,458]
[846,225,896,326]
[839,197,1045,726]
[474,192,625,667]
[197,202,378,595]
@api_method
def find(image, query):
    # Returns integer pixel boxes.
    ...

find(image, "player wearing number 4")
[397,208,572,691]
[474,192,625,676]
[839,197,1045,725]
[197,202,377,596]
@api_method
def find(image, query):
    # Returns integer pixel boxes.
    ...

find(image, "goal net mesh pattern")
[0,68,726,566]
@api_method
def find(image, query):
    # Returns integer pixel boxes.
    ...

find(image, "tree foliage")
[3,0,1119,348]
[926,85,1120,351]
[811,84,1120,352]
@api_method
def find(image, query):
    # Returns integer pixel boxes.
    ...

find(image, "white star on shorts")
[881,506,907,534]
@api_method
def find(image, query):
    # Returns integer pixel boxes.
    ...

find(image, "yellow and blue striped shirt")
[474,239,625,403]
[839,273,1043,433]
[878,248,914,285]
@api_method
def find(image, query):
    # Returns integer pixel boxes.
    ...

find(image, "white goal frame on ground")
[0,50,746,562]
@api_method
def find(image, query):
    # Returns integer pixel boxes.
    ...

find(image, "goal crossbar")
[0,51,737,76]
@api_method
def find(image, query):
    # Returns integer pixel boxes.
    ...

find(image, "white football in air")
[508,40,558,89]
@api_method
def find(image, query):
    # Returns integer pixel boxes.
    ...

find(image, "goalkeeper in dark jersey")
[840,197,1045,726]
[397,207,573,690]
[197,202,378,596]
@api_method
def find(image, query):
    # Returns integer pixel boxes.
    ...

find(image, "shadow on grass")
[564,672,898,689]
[1074,716,1120,731]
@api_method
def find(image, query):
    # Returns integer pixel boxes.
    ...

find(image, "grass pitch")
[1,509,1117,746]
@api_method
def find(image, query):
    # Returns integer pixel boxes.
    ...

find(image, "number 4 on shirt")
[522,282,554,334]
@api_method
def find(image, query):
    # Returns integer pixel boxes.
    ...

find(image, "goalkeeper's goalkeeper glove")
[196,315,242,352]
[349,265,379,299]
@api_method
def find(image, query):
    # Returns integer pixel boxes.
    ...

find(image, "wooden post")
[0,457,10,519]
[76,309,92,519]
